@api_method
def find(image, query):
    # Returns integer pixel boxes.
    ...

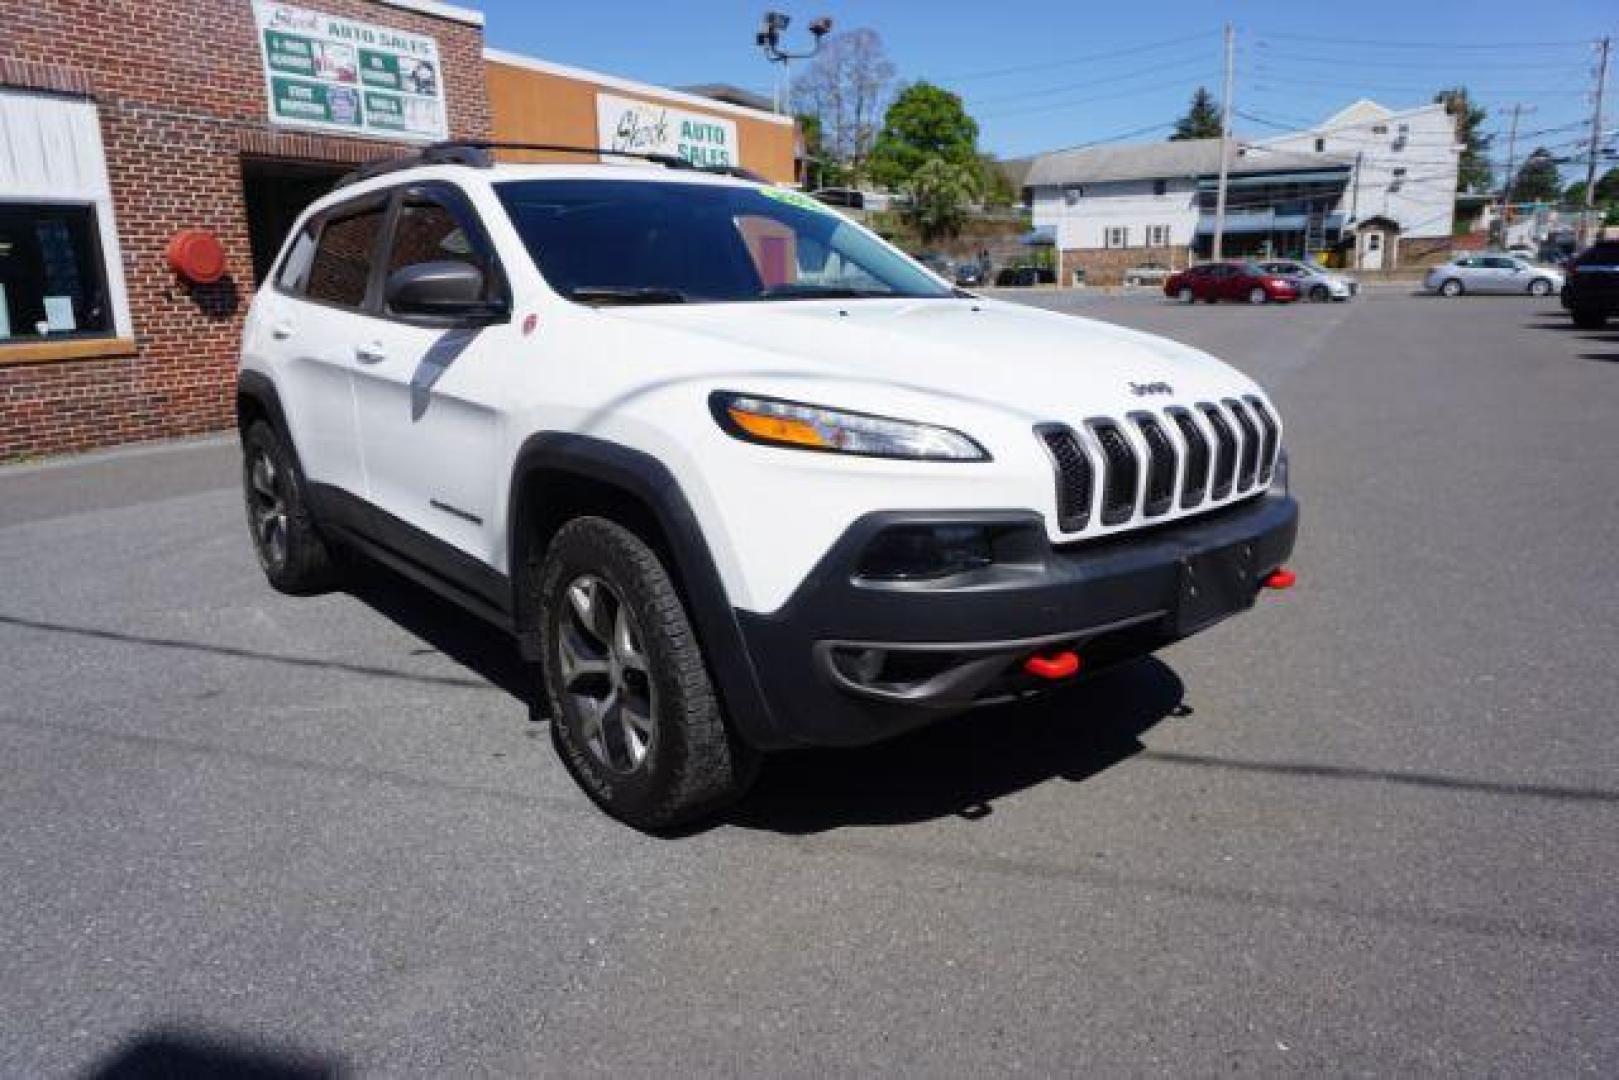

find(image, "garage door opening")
[242,158,352,285]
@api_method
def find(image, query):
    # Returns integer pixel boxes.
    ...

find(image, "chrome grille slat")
[1167,406,1209,508]
[1245,395,1279,485]
[1088,419,1139,525]
[1132,412,1176,518]
[1227,397,1260,492]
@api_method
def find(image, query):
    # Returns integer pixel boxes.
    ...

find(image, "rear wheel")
[1248,286,1268,304]
[1527,278,1553,297]
[241,420,336,594]
[1572,307,1608,329]
[538,516,758,830]
[1440,278,1464,297]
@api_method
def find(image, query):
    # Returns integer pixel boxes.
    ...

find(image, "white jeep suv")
[238,143,1299,828]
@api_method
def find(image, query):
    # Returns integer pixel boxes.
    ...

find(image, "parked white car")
[237,144,1299,827]
[1424,255,1564,297]
[1256,260,1358,302]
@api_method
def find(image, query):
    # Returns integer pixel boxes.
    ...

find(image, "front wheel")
[1439,279,1464,297]
[1528,278,1553,297]
[1177,286,1195,304]
[1248,286,1268,304]
[1310,284,1330,302]
[538,516,759,830]
[241,420,336,594]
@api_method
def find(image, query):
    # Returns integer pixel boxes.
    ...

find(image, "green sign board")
[253,1,446,141]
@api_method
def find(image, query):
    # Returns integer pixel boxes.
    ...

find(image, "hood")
[598,297,1257,420]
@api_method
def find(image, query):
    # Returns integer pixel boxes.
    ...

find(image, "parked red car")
[1162,262,1300,304]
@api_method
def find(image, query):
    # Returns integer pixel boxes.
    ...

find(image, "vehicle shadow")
[340,558,536,710]
[727,656,1185,835]
[82,1025,343,1079]
[1523,316,1619,362]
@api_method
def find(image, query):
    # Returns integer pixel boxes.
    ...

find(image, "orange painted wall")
[486,58,797,183]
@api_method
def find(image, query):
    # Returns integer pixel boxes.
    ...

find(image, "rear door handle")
[355,344,387,364]
[270,322,294,340]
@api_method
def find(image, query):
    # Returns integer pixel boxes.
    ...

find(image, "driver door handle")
[270,322,294,340]
[355,343,387,364]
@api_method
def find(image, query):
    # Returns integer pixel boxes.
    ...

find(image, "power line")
[1251,30,1596,50]
[937,29,1218,83]
[1243,49,1577,70]
[978,75,1221,120]
[965,51,1216,107]
[1248,71,1594,96]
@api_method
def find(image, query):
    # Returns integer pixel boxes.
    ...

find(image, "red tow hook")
[1024,650,1082,680]
[1263,567,1297,590]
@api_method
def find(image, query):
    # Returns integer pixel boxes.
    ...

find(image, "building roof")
[1025,138,1347,187]
[678,84,777,113]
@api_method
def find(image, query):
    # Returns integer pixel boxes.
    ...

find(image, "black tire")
[537,516,759,830]
[1571,308,1608,329]
[1440,278,1464,297]
[1310,284,1330,302]
[241,419,336,595]
[1528,278,1553,297]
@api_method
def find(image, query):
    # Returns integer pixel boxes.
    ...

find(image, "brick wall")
[0,0,488,461]
[1061,246,1190,287]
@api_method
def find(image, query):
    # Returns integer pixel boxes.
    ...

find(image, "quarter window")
[0,203,113,341]
[306,205,385,308]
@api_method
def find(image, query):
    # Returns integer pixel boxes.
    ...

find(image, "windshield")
[495,178,955,306]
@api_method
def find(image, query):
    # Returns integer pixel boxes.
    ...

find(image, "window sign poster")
[253,1,447,141]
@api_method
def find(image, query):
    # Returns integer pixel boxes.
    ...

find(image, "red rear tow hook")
[1262,567,1297,590]
[1024,650,1082,680]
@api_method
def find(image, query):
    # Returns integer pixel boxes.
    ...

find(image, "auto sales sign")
[253,1,448,141]
[595,93,739,168]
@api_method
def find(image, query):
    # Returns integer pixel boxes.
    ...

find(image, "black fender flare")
[506,432,786,749]
[236,370,291,441]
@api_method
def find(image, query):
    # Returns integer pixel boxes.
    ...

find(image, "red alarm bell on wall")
[166,230,227,284]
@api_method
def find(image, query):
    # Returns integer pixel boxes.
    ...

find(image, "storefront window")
[0,203,113,341]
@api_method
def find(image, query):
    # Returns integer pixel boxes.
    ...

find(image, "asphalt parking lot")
[2,292,1616,1075]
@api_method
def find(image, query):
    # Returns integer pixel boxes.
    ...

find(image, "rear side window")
[306,206,385,308]
[1577,243,1619,265]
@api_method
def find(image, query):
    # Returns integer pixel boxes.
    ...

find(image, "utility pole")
[1497,103,1535,246]
[1582,36,1611,246]
[1211,23,1235,262]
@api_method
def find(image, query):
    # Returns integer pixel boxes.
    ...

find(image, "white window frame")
[1105,226,1129,249]
[1146,224,1170,247]
[0,91,133,342]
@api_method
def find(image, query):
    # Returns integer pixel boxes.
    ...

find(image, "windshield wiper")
[568,286,689,306]
[759,284,895,301]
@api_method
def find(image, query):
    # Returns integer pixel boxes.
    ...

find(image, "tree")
[790,28,895,182]
[902,157,979,244]
[1434,88,1493,193]
[978,153,1018,209]
[1508,148,1562,204]
[867,81,980,189]
[1170,87,1222,141]
[1598,166,1619,204]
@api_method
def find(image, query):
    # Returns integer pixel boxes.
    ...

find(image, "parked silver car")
[1424,255,1564,297]
[1256,260,1357,301]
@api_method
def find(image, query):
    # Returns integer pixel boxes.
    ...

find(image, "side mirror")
[385,261,504,322]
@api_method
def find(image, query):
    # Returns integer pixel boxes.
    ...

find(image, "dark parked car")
[1163,262,1300,304]
[954,262,986,287]
[994,265,1056,287]
[1561,240,1619,328]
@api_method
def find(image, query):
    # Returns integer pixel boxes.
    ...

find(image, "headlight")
[710,392,989,461]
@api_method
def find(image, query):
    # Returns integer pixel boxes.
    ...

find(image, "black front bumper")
[734,492,1298,748]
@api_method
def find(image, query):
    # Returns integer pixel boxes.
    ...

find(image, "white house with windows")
[1023,100,1461,281]
[1254,99,1461,269]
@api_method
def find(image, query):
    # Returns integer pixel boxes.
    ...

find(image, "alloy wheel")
[557,574,657,774]
[247,449,289,570]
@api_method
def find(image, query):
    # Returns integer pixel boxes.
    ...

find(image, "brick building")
[0,0,488,460]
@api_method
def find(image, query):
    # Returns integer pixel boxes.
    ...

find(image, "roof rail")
[336,141,767,187]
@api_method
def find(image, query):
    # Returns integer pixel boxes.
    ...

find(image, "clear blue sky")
[477,0,1617,175]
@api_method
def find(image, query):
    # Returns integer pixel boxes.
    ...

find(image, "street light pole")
[1496,102,1535,247]
[755,11,833,116]
[1212,23,1235,262]
[1582,37,1611,246]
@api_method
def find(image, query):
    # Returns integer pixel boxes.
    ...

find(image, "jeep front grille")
[1039,399,1280,537]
